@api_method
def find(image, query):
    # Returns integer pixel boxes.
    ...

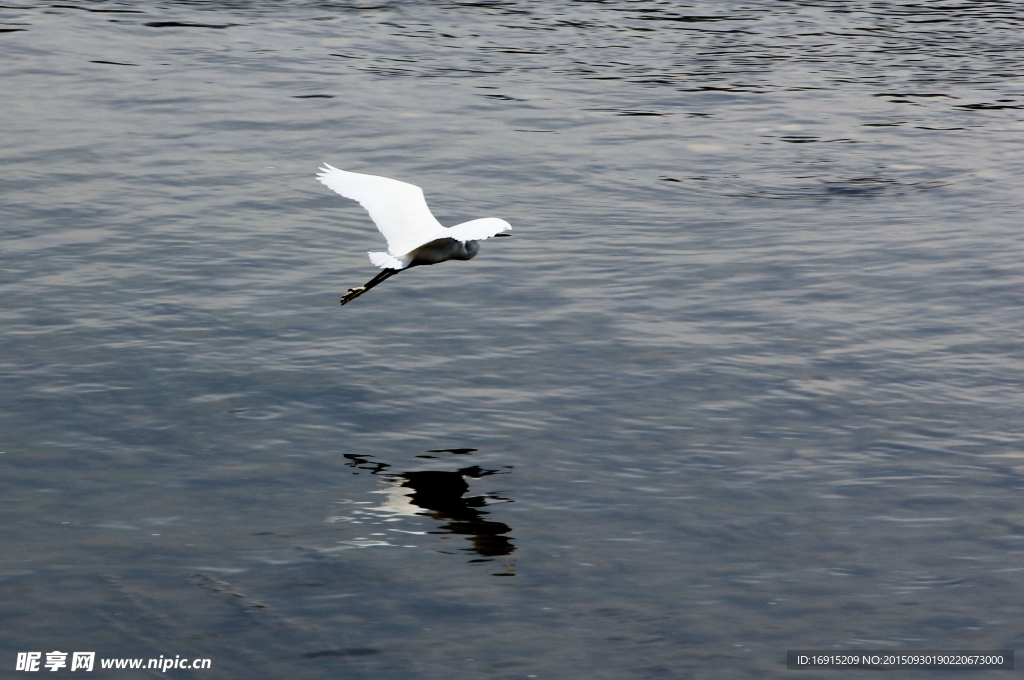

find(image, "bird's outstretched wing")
[317,164,447,256]
[368,249,408,270]
[446,217,512,243]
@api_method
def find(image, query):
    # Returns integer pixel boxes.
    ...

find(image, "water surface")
[3,1,1024,677]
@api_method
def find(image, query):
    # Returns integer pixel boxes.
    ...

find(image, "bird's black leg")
[341,268,403,305]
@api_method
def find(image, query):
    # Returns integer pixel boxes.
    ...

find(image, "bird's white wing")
[368,249,408,270]
[317,164,447,256]
[446,218,512,242]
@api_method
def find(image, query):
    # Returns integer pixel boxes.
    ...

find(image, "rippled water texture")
[3,1,1024,677]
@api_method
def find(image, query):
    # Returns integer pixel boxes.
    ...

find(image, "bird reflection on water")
[343,453,515,565]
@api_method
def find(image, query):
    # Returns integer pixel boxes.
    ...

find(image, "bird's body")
[404,237,480,267]
[316,164,511,304]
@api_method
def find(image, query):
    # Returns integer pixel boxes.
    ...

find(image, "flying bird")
[316,164,511,305]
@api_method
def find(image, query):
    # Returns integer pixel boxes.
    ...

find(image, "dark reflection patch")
[343,452,515,563]
[304,648,379,658]
[143,21,233,29]
[50,4,143,12]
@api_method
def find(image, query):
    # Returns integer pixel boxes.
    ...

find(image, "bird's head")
[464,240,480,259]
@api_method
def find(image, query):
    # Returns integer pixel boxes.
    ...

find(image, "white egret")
[316,164,511,305]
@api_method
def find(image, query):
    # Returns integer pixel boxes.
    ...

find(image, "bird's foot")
[340,286,366,305]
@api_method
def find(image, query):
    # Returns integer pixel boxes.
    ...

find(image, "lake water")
[3,1,1024,677]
